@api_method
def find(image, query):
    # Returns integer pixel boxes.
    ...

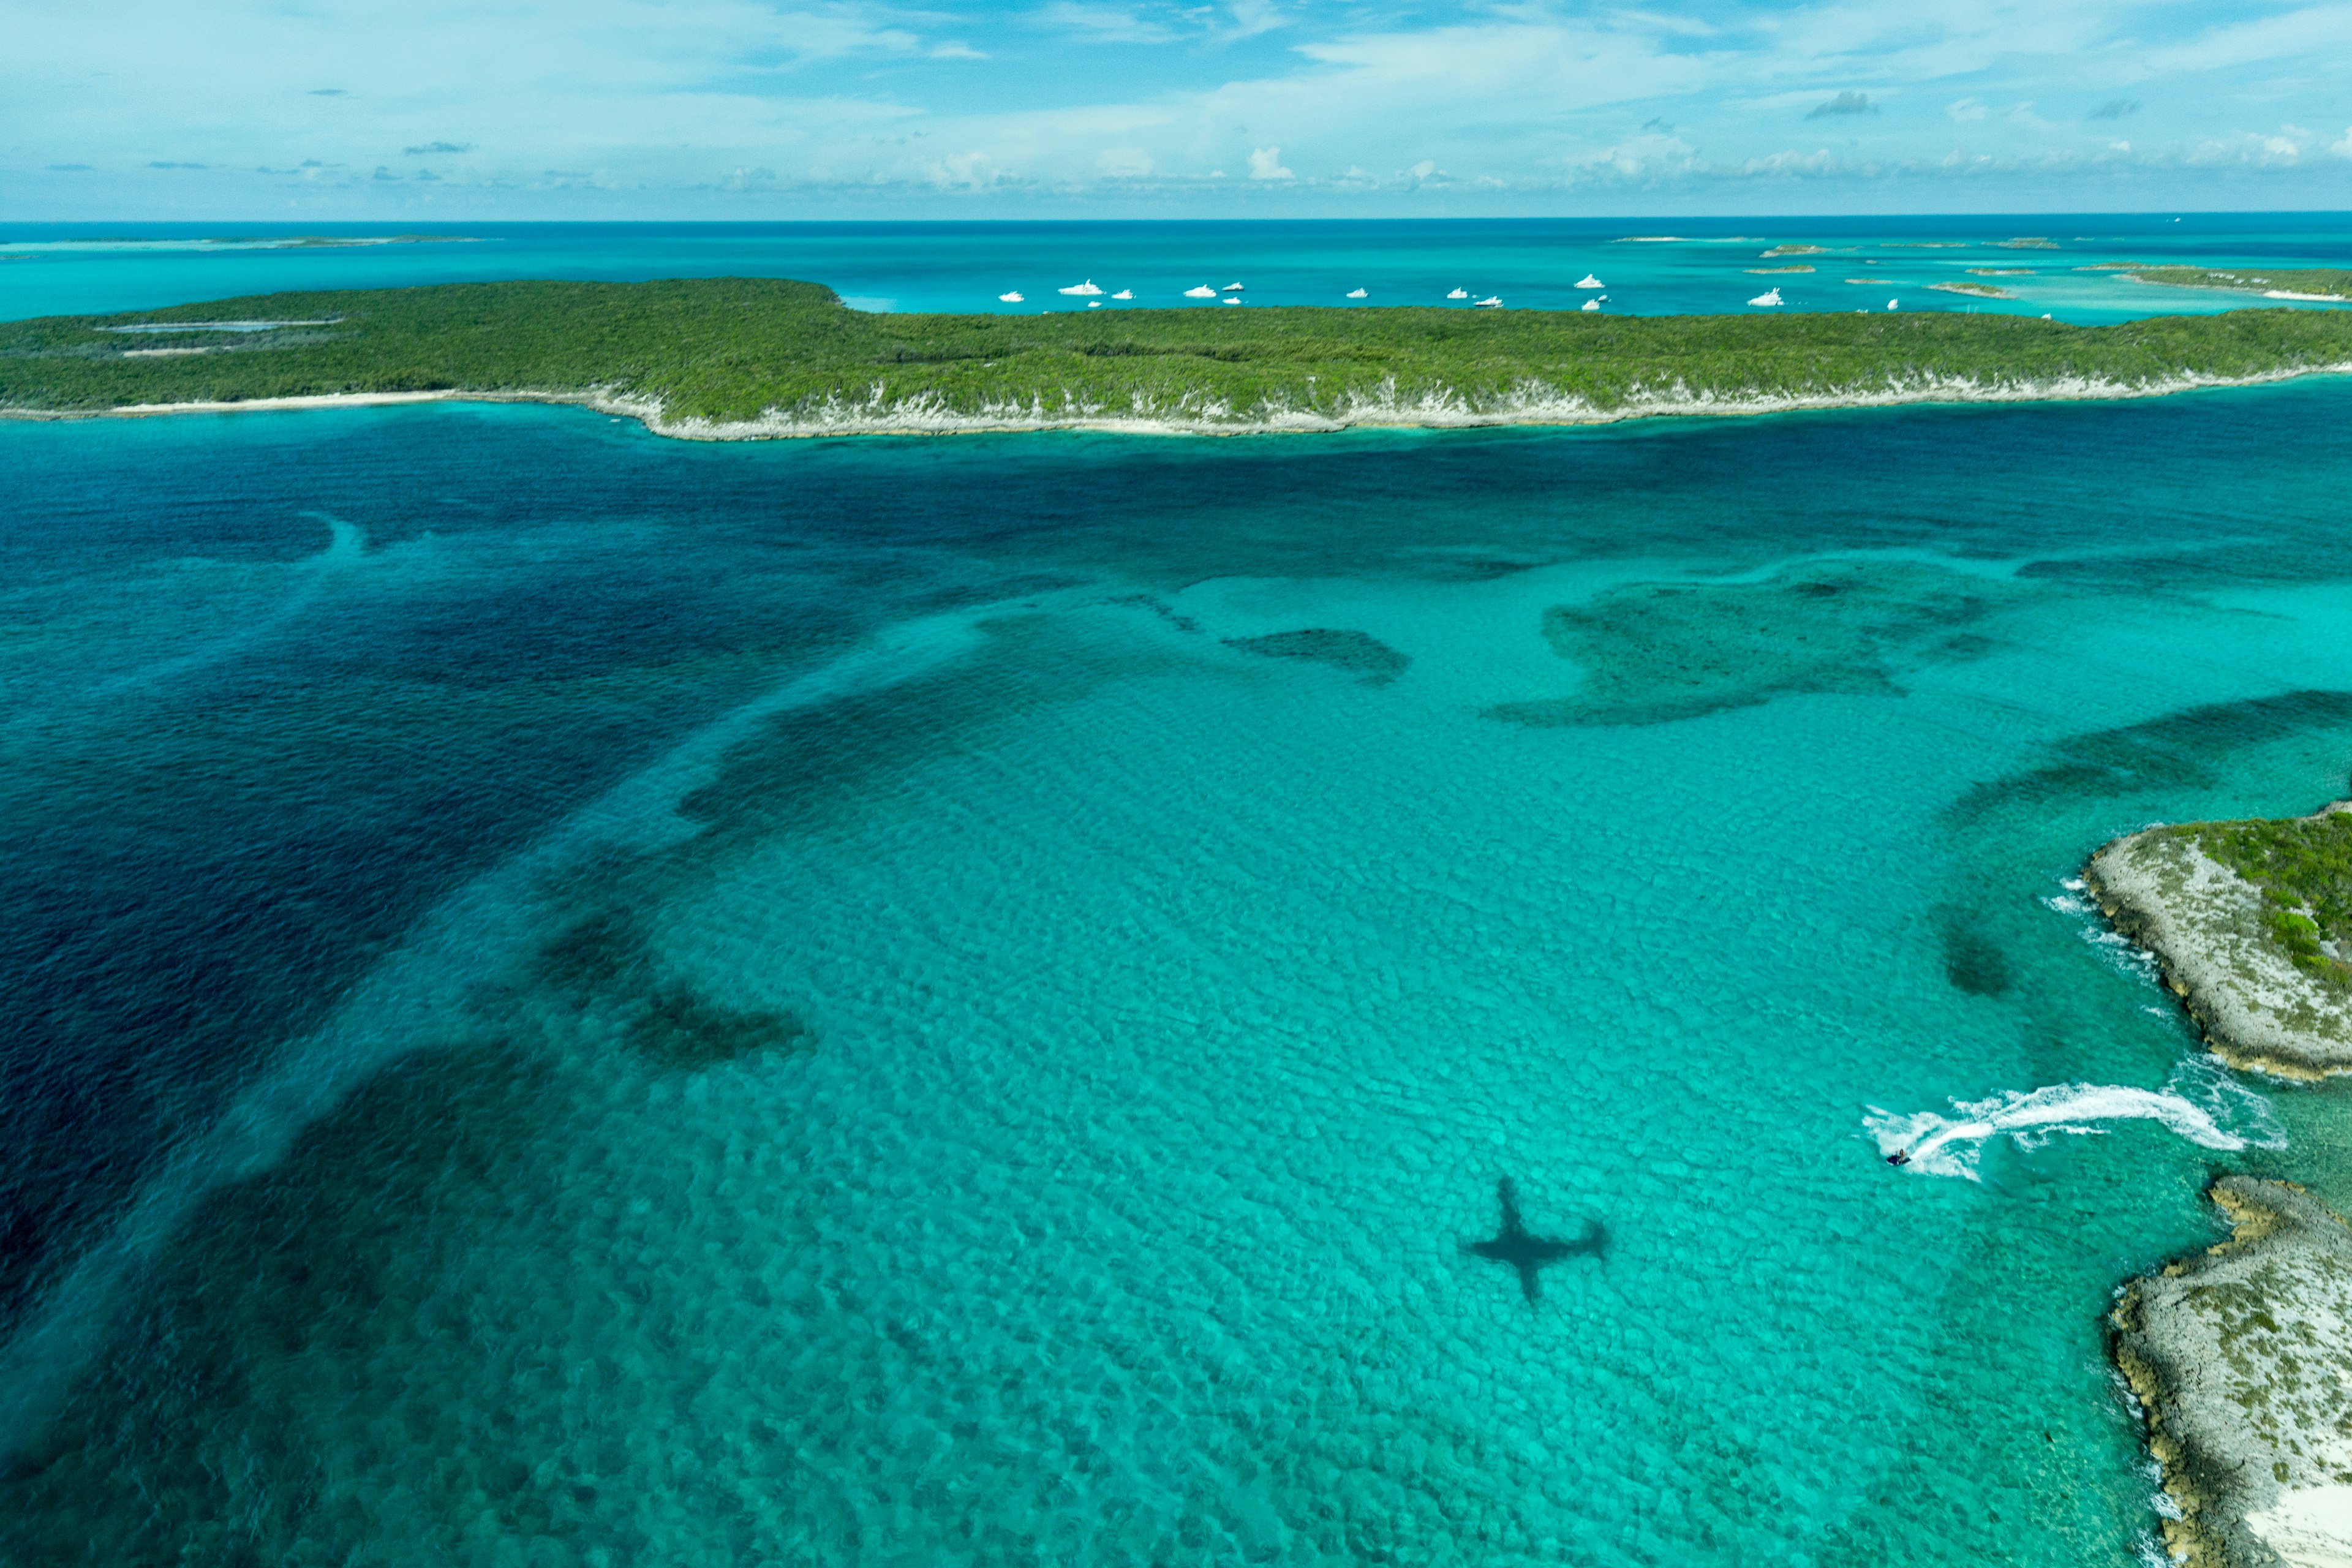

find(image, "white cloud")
[1215,0,1289,45]
[2174,129,2314,167]
[15,0,2352,214]
[2139,4,2352,74]
[927,149,1002,187]
[1572,130,1698,178]
[1034,3,1179,44]
[1739,146,1847,176]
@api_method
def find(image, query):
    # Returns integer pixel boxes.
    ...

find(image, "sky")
[8,0,2352,219]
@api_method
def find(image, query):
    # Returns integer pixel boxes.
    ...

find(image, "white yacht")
[1112,290,1133,300]
[1346,288,1368,299]
[998,290,1024,303]
[1581,298,1601,312]
[1088,300,1101,307]
[1887,298,1899,311]
[1474,296,1503,308]
[1183,285,1217,298]
[1576,274,1604,289]
[1058,280,1104,296]
[1220,296,1240,304]
[1747,287,1784,307]
[1446,288,1469,300]
[1222,281,1245,292]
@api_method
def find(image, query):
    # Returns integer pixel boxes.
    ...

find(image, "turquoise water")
[5,214,2351,323]
[7,385,2352,1562]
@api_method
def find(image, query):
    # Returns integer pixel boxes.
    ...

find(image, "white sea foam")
[2081,922,2163,982]
[1865,1064,2279,1181]
[2044,871,2161,982]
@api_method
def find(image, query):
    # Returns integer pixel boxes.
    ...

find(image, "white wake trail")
[1866,1069,2280,1181]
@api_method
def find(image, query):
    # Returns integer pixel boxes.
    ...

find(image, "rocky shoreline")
[2113,1177,2352,1567]
[2084,805,2352,1079]
[7,360,2352,442]
[2090,802,2352,1562]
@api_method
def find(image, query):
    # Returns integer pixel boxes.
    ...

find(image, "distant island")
[2131,266,2352,304]
[7,277,2352,439]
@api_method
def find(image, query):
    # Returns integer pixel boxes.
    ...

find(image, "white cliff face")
[2086,814,2352,1077]
[2116,1179,2352,1568]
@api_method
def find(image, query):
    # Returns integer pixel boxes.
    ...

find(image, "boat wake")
[1865,1064,2282,1180]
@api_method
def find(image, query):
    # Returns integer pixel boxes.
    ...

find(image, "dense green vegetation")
[2134,266,2352,301]
[7,277,2352,428]
[2198,811,2352,986]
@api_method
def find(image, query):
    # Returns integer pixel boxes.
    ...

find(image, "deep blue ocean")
[5,222,2352,1564]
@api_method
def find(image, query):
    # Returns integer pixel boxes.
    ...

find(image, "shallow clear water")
[6,386,2352,1562]
[5,214,2351,323]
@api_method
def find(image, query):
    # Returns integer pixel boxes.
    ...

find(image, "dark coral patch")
[1940,923,2015,997]
[1947,688,2352,823]
[624,985,812,1072]
[1226,628,1410,685]
[536,911,812,1071]
[1491,560,2000,728]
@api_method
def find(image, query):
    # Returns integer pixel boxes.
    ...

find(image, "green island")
[2089,804,2352,1565]
[2133,266,2352,302]
[7,277,2352,437]
[2201,810,2352,987]
[2111,1176,2352,1568]
[2086,801,2352,1078]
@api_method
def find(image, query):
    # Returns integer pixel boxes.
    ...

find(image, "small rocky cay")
[2085,801,2352,1079]
[2111,1178,2352,1568]
[2087,799,2352,1564]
